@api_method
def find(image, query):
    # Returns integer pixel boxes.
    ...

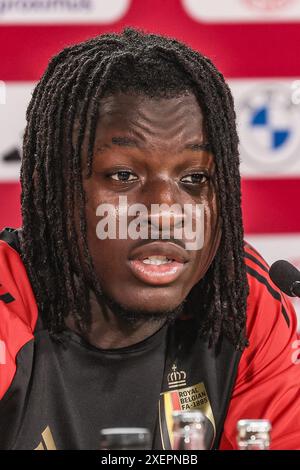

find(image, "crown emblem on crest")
[167,364,187,389]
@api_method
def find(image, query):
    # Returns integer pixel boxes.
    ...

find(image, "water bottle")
[172,410,206,450]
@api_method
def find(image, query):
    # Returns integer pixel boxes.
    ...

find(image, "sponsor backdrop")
[1,0,300,315]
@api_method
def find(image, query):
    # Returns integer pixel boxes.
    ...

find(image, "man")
[0,27,299,450]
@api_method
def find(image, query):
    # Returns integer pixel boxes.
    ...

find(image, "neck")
[65,290,167,349]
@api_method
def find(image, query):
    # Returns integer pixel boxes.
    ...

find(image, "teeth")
[142,255,172,265]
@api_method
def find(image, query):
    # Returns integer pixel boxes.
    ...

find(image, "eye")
[180,173,209,185]
[109,170,138,182]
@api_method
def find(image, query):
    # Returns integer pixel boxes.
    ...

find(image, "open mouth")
[128,242,189,286]
[142,255,175,265]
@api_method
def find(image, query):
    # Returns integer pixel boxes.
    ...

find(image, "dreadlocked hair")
[20,27,249,350]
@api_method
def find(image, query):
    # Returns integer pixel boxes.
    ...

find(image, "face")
[80,91,221,317]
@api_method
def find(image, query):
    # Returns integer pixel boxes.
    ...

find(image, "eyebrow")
[184,142,211,152]
[100,136,211,152]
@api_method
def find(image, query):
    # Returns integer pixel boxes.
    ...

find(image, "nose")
[142,175,181,206]
[140,177,185,234]
[149,207,185,233]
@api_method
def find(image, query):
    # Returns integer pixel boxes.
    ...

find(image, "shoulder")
[0,227,38,400]
[244,241,295,333]
[0,227,38,332]
[239,241,298,381]
[220,243,300,450]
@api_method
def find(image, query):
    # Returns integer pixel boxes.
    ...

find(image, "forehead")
[94,91,205,143]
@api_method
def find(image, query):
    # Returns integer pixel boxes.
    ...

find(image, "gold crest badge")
[159,369,216,449]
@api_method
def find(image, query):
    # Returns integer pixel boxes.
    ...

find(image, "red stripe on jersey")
[0,240,38,400]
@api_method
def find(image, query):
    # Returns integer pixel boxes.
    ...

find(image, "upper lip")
[128,241,190,264]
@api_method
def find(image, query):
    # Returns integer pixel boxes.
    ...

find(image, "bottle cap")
[172,410,206,424]
[237,419,271,435]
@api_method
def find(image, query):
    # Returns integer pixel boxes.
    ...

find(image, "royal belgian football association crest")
[158,364,216,449]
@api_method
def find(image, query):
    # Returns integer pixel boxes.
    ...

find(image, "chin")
[120,289,186,314]
[102,288,186,323]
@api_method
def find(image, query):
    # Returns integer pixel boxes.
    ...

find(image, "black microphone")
[269,260,300,298]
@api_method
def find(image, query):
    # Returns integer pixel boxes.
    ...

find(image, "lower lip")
[128,259,186,286]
